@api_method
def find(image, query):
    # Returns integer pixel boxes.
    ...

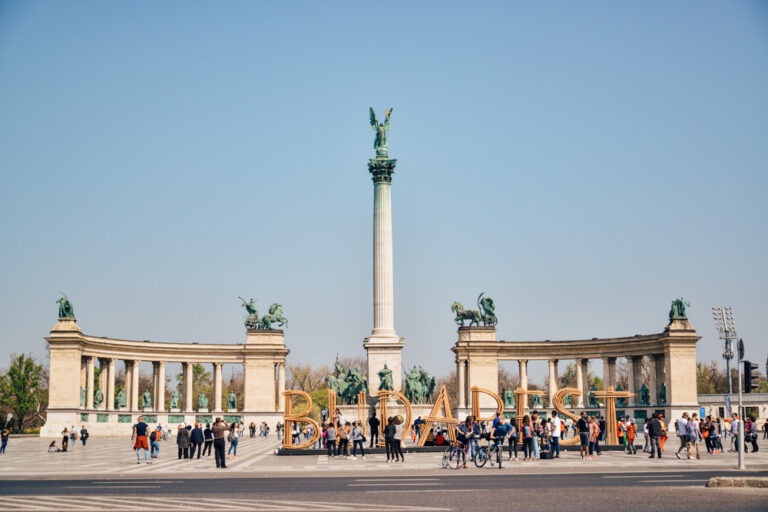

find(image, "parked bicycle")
[441,440,467,469]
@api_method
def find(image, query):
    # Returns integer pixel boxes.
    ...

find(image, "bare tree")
[287,363,329,392]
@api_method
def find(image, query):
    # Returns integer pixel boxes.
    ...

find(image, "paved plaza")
[2,434,767,478]
[1,435,767,511]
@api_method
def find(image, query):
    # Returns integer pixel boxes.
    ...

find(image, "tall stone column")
[602,357,616,389]
[655,353,666,404]
[581,359,591,395]
[457,359,466,409]
[575,359,585,408]
[548,359,558,406]
[647,355,658,406]
[86,356,95,409]
[183,362,193,412]
[125,360,133,410]
[519,360,528,390]
[131,360,140,411]
[106,358,116,410]
[80,358,87,393]
[98,359,108,409]
[277,363,286,412]
[625,356,636,405]
[155,361,166,412]
[364,156,404,392]
[632,356,643,404]
[213,363,223,413]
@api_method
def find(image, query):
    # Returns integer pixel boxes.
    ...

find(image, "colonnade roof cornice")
[46,332,289,362]
[452,329,700,360]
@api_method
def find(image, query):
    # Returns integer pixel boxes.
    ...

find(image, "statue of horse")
[451,301,483,327]
[257,303,288,329]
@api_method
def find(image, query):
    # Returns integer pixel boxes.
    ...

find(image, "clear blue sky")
[1,1,766,384]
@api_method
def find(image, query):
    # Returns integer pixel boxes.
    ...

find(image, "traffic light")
[743,360,759,393]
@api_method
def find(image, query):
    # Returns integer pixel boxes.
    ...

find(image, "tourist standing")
[61,427,69,452]
[626,418,637,454]
[688,414,701,459]
[150,425,161,461]
[227,422,240,459]
[350,420,366,460]
[577,411,589,460]
[176,424,190,459]
[336,422,350,457]
[212,417,229,468]
[531,412,541,459]
[69,426,77,451]
[132,415,151,464]
[730,413,742,453]
[326,422,337,458]
[507,418,519,461]
[763,418,768,440]
[0,427,9,453]
[202,423,213,456]
[80,425,89,447]
[393,415,405,462]
[384,417,396,462]
[521,415,534,462]
[748,417,759,453]
[648,413,663,459]
[550,411,561,459]
[588,416,601,460]
[191,423,204,459]
[368,412,380,448]
[675,412,691,459]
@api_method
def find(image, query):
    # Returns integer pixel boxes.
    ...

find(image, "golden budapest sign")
[281,384,632,450]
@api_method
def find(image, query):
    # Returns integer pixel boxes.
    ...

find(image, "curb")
[706,477,768,488]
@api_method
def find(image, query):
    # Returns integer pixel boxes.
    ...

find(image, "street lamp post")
[712,307,737,394]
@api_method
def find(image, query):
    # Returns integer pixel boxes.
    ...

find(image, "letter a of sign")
[417,385,459,447]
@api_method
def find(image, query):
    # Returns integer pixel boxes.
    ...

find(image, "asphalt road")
[2,470,768,512]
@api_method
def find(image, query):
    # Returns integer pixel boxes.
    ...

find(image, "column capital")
[368,158,397,183]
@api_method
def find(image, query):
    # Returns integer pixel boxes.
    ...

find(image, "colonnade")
[456,354,668,409]
[78,357,287,413]
[452,319,699,414]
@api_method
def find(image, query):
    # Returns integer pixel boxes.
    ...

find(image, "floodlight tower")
[712,307,737,394]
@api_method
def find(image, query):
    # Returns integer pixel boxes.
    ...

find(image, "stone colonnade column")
[213,363,223,413]
[98,359,108,409]
[457,359,466,409]
[155,361,166,412]
[106,358,116,410]
[632,356,643,404]
[548,359,558,406]
[131,360,140,411]
[602,357,616,389]
[125,360,133,410]
[80,359,87,399]
[86,356,95,409]
[581,359,590,399]
[519,360,528,390]
[647,355,657,406]
[183,362,193,412]
[277,363,286,412]
[655,354,666,403]
[625,356,636,405]
[575,359,585,407]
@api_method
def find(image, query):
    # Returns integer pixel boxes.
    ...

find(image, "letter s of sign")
[552,387,583,446]
[282,390,321,450]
